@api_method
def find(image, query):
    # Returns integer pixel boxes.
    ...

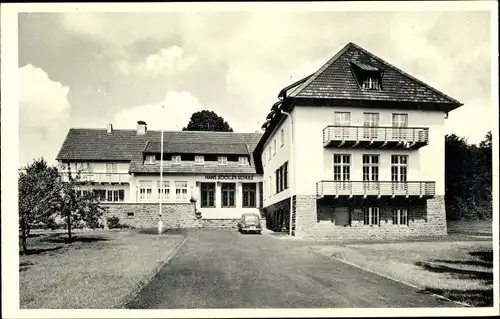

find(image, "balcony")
[316,181,435,198]
[61,172,130,184]
[322,126,429,149]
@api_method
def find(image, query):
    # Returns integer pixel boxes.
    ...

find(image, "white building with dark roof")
[57,42,463,237]
[256,42,462,238]
[57,122,263,228]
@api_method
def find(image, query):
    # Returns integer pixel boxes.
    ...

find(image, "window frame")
[238,156,249,166]
[145,155,156,165]
[280,129,285,147]
[195,156,205,165]
[221,183,236,208]
[242,183,257,208]
[171,155,182,165]
[174,181,188,201]
[201,182,216,208]
[392,208,408,226]
[218,156,228,165]
[363,207,380,226]
[157,181,170,201]
[138,180,153,202]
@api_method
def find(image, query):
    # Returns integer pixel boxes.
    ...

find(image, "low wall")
[102,203,265,229]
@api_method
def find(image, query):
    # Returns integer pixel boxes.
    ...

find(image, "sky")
[16,8,494,167]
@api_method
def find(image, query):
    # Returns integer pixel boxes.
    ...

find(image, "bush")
[107,216,121,229]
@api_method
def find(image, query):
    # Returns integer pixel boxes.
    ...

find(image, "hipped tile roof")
[286,42,462,106]
[56,129,262,174]
[144,141,249,155]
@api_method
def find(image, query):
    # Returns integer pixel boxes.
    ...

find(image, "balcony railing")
[322,126,429,149]
[316,181,435,198]
[60,172,130,184]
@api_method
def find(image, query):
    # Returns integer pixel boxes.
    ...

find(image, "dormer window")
[195,156,205,165]
[145,155,156,165]
[218,156,228,165]
[239,156,249,165]
[172,155,181,165]
[362,76,380,90]
[350,60,383,91]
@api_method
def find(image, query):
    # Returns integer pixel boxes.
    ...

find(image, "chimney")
[137,121,147,135]
[107,123,113,134]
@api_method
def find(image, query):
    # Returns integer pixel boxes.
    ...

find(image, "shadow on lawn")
[23,246,64,256]
[415,250,493,306]
[42,236,109,244]
[19,261,35,272]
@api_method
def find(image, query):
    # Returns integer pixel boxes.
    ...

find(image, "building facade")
[57,123,263,229]
[256,42,462,238]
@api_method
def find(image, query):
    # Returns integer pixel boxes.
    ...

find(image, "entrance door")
[334,207,350,226]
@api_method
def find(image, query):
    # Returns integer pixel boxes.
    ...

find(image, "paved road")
[125,229,460,308]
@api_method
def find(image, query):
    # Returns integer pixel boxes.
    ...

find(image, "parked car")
[237,213,262,234]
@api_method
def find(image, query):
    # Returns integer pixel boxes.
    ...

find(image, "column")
[236,182,242,209]
[255,182,260,209]
[215,182,222,208]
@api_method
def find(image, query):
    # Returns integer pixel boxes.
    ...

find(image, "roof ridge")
[349,42,462,105]
[68,128,262,135]
[289,42,355,98]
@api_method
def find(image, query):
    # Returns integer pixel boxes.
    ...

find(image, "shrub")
[107,216,121,229]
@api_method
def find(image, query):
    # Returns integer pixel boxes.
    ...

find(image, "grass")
[19,229,186,309]
[312,239,493,307]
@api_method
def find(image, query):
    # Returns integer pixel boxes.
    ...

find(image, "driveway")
[125,229,461,308]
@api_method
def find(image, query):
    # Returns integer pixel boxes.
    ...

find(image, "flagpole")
[158,105,164,235]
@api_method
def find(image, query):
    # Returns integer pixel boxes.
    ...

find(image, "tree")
[18,158,62,254]
[60,166,105,242]
[182,110,233,132]
[445,132,493,220]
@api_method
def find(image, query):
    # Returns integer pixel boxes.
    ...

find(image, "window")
[392,113,408,140]
[172,155,181,164]
[221,183,236,208]
[242,183,256,208]
[239,156,249,165]
[273,139,277,155]
[106,163,118,173]
[106,189,124,202]
[363,113,380,139]
[175,181,188,200]
[201,183,215,208]
[363,207,380,226]
[195,156,205,165]
[333,154,351,182]
[77,162,92,172]
[283,162,288,189]
[94,189,107,202]
[127,212,134,217]
[139,181,152,201]
[262,150,266,166]
[268,146,272,160]
[362,77,380,90]
[391,155,408,192]
[157,181,170,200]
[145,155,156,165]
[392,208,408,225]
[280,129,285,147]
[218,156,228,165]
[275,168,280,193]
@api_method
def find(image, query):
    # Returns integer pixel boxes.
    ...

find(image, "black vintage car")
[237,213,262,234]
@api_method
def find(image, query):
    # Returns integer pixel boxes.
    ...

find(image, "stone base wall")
[262,197,291,232]
[291,195,447,239]
[102,203,264,229]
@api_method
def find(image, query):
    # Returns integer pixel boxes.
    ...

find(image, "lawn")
[312,239,493,307]
[19,229,186,309]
